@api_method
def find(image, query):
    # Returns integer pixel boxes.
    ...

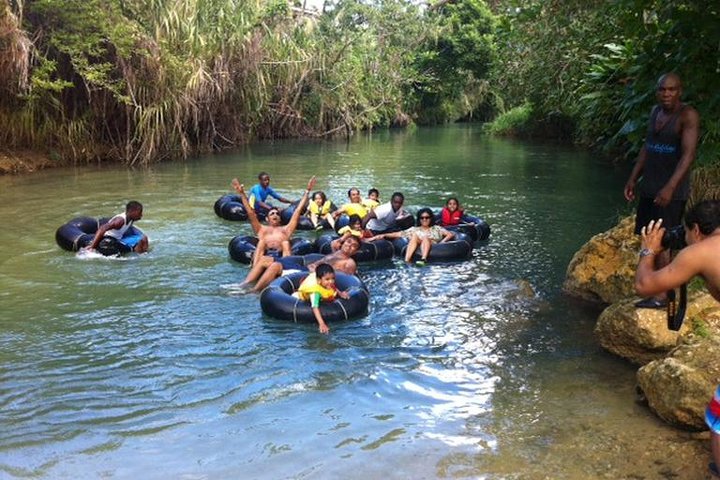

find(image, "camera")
[661,225,687,250]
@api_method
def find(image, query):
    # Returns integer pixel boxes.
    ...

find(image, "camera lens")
[661,225,687,250]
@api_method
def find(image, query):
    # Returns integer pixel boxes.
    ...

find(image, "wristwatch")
[639,248,655,258]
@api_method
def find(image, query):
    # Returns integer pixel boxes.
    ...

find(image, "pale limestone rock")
[637,334,720,430]
[563,215,639,304]
[594,292,720,365]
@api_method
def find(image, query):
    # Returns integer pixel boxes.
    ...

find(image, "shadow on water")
[0,125,705,479]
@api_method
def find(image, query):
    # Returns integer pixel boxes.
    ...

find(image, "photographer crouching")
[634,199,720,477]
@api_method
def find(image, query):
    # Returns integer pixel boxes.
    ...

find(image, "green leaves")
[489,0,720,172]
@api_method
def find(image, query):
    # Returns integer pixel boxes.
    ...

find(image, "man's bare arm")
[232,179,263,234]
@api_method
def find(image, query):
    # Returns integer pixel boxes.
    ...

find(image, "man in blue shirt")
[249,172,294,216]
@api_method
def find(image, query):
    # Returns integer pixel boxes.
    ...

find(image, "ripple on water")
[3,134,677,478]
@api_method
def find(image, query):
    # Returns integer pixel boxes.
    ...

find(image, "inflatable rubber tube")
[280,203,314,231]
[315,234,394,263]
[260,271,369,323]
[214,194,248,221]
[395,214,415,231]
[55,216,103,252]
[455,215,490,242]
[96,228,143,256]
[391,232,473,262]
[228,235,315,264]
[434,213,491,242]
[55,216,142,256]
[334,214,350,232]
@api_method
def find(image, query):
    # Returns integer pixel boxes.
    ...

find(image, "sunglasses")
[419,216,432,220]
[268,211,280,217]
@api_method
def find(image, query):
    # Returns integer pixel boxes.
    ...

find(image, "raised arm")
[284,176,317,234]
[232,178,263,234]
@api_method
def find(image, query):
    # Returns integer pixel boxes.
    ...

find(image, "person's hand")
[306,176,317,191]
[654,185,674,207]
[231,178,245,195]
[623,181,635,201]
[640,218,665,253]
[318,321,329,334]
[338,290,350,300]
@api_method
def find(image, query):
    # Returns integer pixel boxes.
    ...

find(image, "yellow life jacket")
[362,198,379,210]
[342,203,368,218]
[337,225,362,237]
[309,200,332,215]
[296,273,337,302]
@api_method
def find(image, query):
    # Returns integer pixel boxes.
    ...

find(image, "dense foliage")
[0,0,496,165]
[488,0,720,169]
[0,0,717,170]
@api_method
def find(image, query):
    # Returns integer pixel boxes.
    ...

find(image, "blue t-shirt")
[249,184,281,209]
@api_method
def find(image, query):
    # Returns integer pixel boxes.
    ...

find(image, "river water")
[0,125,708,479]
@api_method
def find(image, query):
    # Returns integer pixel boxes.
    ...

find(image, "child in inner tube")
[440,197,464,226]
[292,263,350,334]
[307,191,335,231]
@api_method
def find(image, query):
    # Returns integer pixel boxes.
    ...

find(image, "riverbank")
[0,150,55,175]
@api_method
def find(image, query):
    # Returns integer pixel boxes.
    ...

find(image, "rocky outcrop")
[563,215,639,304]
[637,330,720,430]
[566,214,720,431]
[594,292,720,365]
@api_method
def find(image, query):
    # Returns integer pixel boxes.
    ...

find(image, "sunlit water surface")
[0,126,691,479]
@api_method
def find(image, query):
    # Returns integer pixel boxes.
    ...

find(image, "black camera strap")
[667,283,688,331]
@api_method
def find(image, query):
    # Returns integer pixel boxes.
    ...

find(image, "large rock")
[563,216,639,304]
[594,292,720,365]
[637,330,720,430]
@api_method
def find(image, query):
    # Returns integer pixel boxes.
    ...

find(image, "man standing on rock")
[634,199,720,477]
[624,72,700,309]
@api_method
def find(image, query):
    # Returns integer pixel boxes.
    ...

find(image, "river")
[0,125,708,479]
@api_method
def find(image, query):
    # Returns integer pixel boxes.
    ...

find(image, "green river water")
[0,125,707,479]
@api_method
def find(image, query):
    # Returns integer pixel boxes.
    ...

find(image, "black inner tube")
[260,271,369,323]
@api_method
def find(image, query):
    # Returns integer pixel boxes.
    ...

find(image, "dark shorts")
[98,236,132,254]
[634,197,686,234]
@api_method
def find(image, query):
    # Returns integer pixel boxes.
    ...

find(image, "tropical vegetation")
[487,0,719,167]
[0,0,718,175]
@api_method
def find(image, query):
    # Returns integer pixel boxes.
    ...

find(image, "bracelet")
[639,248,655,258]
